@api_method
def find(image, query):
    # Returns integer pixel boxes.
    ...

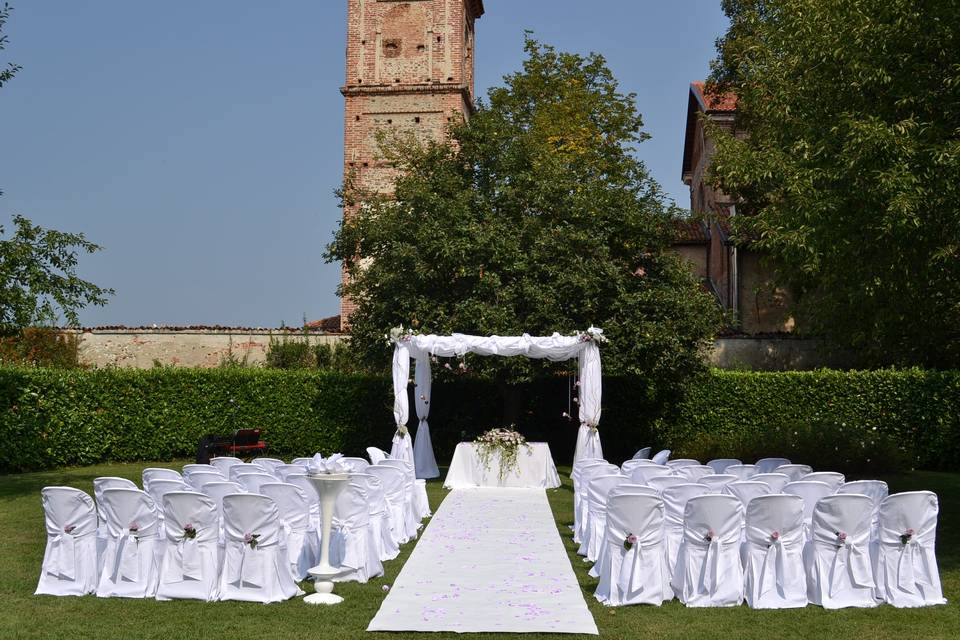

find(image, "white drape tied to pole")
[413,355,439,478]
[390,343,414,467]
[390,328,606,478]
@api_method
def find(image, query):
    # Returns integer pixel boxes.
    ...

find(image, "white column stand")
[304,472,350,605]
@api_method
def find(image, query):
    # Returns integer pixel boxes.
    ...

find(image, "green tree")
[0,4,112,333]
[326,38,719,394]
[707,0,960,367]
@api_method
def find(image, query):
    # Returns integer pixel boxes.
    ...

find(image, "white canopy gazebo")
[388,328,606,478]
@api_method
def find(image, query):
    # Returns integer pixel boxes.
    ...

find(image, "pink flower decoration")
[906,528,915,536]
[837,531,847,543]
[64,524,76,534]
[705,528,715,542]
[626,534,638,545]
[184,523,195,531]
[128,521,139,532]
[244,533,253,543]
[770,530,780,541]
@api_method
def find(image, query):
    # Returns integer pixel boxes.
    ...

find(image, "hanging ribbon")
[697,537,722,595]
[617,542,650,596]
[896,538,933,592]
[180,537,202,581]
[233,542,265,588]
[115,533,141,582]
[47,532,77,580]
[758,539,788,598]
[828,539,874,597]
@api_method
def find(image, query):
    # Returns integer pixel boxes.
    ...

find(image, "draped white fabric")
[412,355,439,478]
[36,487,99,596]
[391,330,605,477]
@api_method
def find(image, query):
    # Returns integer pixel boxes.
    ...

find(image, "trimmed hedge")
[0,367,957,474]
[657,369,960,474]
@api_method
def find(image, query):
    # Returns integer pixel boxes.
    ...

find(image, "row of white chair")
[36,448,430,602]
[574,454,945,609]
[589,488,945,609]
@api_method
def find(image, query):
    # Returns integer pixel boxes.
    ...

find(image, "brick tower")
[339,0,485,326]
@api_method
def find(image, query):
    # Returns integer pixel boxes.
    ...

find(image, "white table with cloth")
[443,442,562,489]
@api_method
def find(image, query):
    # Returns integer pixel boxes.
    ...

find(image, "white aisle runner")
[368,488,598,635]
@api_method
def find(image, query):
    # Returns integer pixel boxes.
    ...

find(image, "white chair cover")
[620,459,657,474]
[803,471,845,492]
[218,494,304,603]
[647,476,687,495]
[93,477,144,575]
[199,481,245,543]
[666,459,700,469]
[183,464,223,480]
[329,479,384,583]
[365,465,410,546]
[837,480,889,540]
[742,494,807,609]
[755,458,791,474]
[572,460,608,532]
[209,457,244,474]
[576,464,619,543]
[340,457,371,473]
[260,482,318,581]
[35,487,98,596]
[251,457,286,475]
[725,481,772,510]
[651,449,671,465]
[609,484,660,498]
[366,446,390,465]
[750,473,791,493]
[593,494,671,606]
[352,472,400,561]
[674,465,714,482]
[235,472,277,494]
[707,459,741,474]
[291,457,313,467]
[186,471,223,491]
[378,459,423,536]
[95,488,161,598]
[698,474,737,494]
[275,464,306,481]
[784,480,835,540]
[628,465,674,485]
[632,447,652,460]
[146,479,191,512]
[662,483,710,584]
[807,494,877,609]
[156,492,220,601]
[142,468,182,490]
[581,474,625,562]
[725,464,757,480]
[283,474,322,535]
[673,495,744,607]
[228,464,264,482]
[872,491,946,607]
[775,464,813,482]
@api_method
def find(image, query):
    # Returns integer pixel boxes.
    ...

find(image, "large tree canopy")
[327,38,719,390]
[708,0,960,367]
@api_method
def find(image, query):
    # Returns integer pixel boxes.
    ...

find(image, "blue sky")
[0,1,728,327]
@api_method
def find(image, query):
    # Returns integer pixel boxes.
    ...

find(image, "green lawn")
[1,462,958,639]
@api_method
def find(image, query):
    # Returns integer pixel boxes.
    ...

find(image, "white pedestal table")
[303,472,350,605]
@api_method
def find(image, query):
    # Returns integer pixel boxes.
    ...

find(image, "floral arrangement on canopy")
[474,427,532,481]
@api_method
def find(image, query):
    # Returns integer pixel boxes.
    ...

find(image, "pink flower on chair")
[770,530,780,542]
[244,532,260,549]
[623,533,638,551]
[128,521,140,533]
[836,531,847,544]
[63,524,76,534]
[704,528,715,542]
[901,528,915,545]
[183,523,197,540]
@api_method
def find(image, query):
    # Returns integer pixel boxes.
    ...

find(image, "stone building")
[340,0,485,325]
[676,81,792,334]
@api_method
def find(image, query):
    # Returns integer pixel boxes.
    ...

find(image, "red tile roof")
[691,81,738,112]
[671,217,710,244]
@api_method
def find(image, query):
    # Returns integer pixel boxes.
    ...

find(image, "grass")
[0,462,958,639]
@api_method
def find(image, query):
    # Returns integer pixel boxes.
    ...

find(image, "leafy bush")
[0,366,956,474]
[0,328,81,368]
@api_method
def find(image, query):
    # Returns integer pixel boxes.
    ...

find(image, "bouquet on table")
[473,427,532,481]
